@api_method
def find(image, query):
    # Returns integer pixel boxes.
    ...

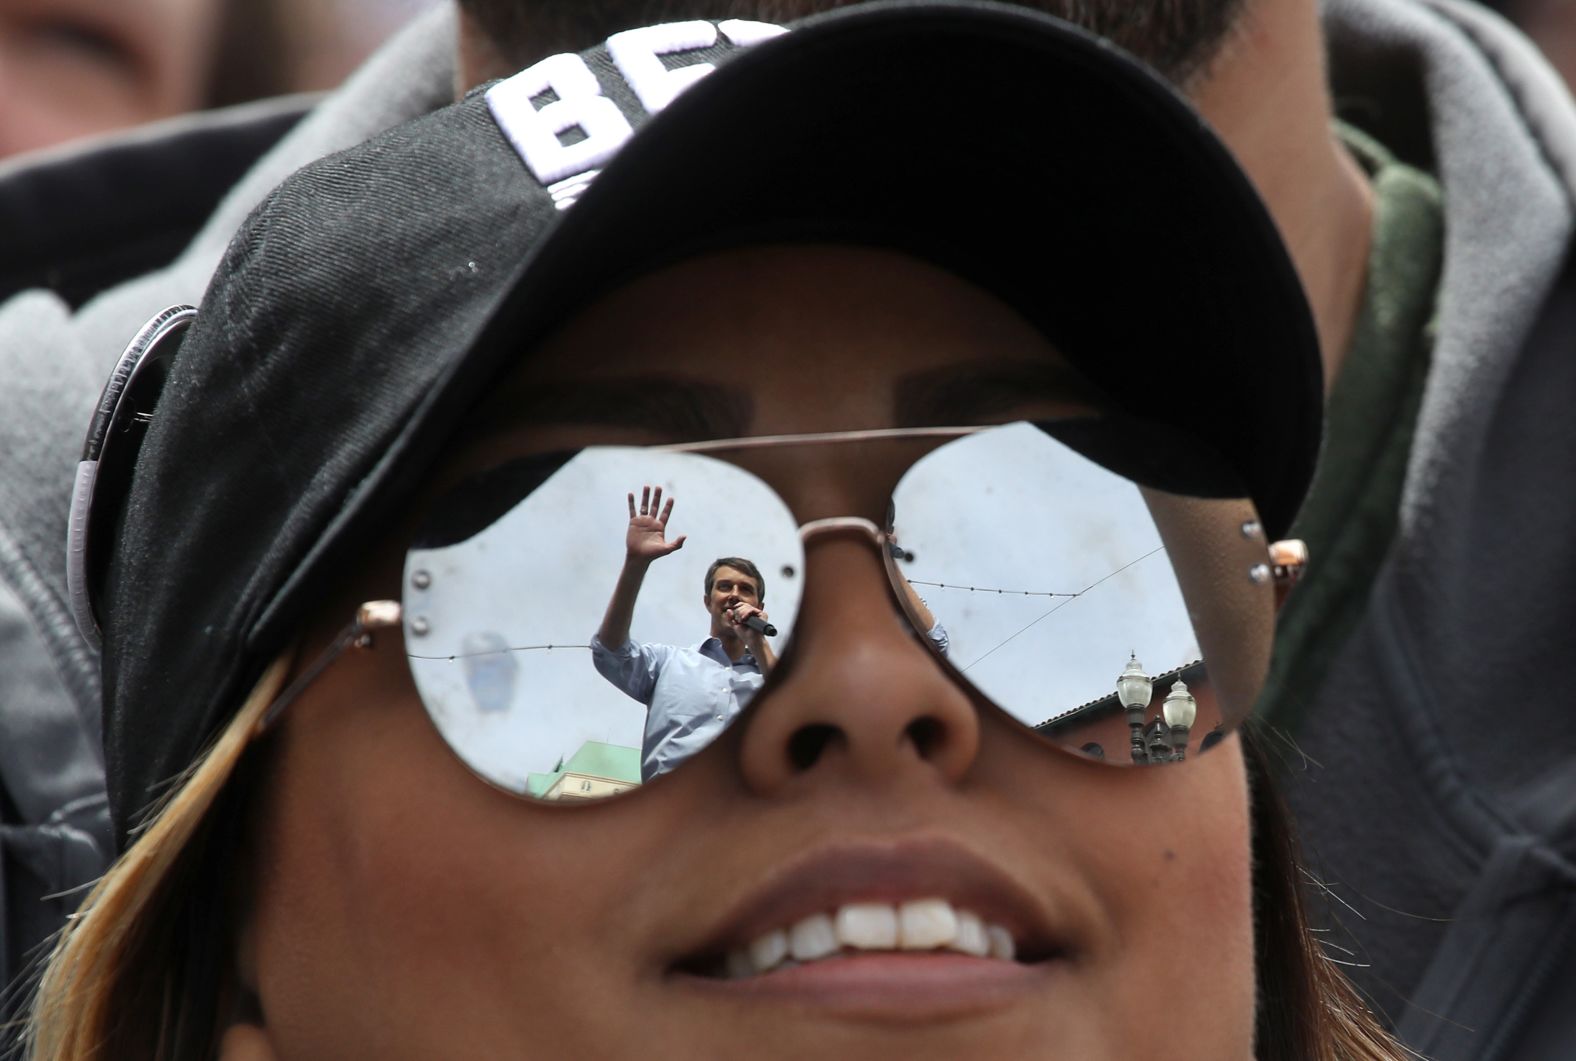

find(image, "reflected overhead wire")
[408,644,591,661]
[957,546,1167,673]
[907,580,1078,598]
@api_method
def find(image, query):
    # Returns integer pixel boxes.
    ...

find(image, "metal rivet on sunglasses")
[411,616,431,636]
[1240,520,1262,539]
[1248,563,1271,585]
[411,570,432,590]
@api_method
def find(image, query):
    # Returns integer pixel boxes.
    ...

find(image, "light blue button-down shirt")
[591,623,950,781]
[590,635,763,781]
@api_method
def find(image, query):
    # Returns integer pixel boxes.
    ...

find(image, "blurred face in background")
[0,0,221,158]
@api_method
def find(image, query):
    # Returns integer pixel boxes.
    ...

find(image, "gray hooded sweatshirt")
[1284,3,1576,1058]
[0,2,1572,1057]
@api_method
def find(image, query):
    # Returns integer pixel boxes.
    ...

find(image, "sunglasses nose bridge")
[796,516,902,610]
[736,521,982,792]
[797,515,885,547]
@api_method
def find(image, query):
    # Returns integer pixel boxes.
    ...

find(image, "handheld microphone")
[733,609,777,637]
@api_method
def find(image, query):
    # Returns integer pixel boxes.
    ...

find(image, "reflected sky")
[890,422,1201,725]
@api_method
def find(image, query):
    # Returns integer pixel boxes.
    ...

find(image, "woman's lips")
[669,838,1070,994]
[681,950,1061,1020]
[724,896,1017,979]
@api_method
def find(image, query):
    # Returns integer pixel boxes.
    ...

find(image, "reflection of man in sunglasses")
[590,485,777,781]
[591,484,950,782]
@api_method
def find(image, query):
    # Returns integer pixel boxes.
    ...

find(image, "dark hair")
[456,0,1246,85]
[705,557,765,603]
[1239,721,1405,1060]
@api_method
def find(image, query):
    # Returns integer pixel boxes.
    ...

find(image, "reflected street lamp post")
[1116,653,1154,766]
[1114,656,1197,765]
[1162,678,1198,762]
[1146,720,1173,763]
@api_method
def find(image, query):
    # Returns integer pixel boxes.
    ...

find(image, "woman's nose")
[736,528,981,794]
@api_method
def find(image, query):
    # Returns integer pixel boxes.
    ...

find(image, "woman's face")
[228,246,1257,1060]
[0,0,219,158]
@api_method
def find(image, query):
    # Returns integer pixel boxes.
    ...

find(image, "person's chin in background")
[0,0,221,159]
[0,0,441,162]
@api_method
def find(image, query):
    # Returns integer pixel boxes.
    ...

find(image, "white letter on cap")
[487,52,634,185]
[719,20,789,46]
[607,21,720,114]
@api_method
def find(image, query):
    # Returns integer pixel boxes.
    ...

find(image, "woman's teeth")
[724,898,1017,978]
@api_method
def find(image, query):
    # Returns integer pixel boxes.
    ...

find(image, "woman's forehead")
[477,245,1103,446]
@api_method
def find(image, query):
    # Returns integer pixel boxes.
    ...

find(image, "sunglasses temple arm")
[254,600,402,735]
[1269,540,1308,585]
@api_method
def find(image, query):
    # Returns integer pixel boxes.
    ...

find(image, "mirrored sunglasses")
[258,421,1305,799]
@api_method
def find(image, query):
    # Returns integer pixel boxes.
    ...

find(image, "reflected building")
[1033,659,1211,765]
[526,741,643,801]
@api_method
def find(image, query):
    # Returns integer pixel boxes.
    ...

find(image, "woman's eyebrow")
[894,360,1107,427]
[475,377,754,440]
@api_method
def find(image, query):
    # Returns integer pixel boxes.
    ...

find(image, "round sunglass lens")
[404,447,804,798]
[886,422,1275,764]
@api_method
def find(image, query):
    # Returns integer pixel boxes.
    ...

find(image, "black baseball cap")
[81,0,1321,848]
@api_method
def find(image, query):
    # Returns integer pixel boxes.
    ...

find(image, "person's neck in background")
[458,8,504,97]
[453,0,1374,393]
[711,627,749,661]
[1190,0,1374,392]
